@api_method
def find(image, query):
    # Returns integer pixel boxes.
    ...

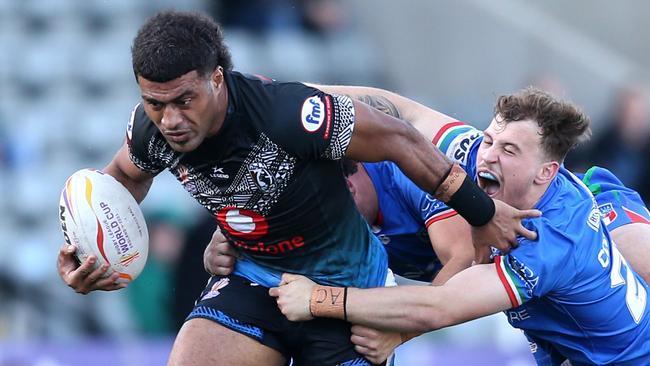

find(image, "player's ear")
[346,178,356,196]
[535,161,559,185]
[211,66,224,86]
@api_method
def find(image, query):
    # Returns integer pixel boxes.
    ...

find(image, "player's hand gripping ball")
[59,169,148,283]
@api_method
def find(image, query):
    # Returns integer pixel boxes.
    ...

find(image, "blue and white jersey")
[436,122,650,365]
[364,161,457,282]
[578,166,650,231]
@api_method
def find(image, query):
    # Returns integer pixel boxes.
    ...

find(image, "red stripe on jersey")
[374,209,384,227]
[431,121,466,145]
[494,256,519,308]
[623,207,650,224]
[425,210,458,228]
[323,95,333,139]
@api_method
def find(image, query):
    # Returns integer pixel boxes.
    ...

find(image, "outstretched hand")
[269,273,316,321]
[57,244,126,294]
[472,199,541,263]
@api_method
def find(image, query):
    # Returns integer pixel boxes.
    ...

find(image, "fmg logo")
[301,95,330,133]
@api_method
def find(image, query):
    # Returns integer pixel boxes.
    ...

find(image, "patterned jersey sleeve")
[126,103,165,175]
[494,218,574,307]
[387,162,459,227]
[581,166,650,230]
[263,82,355,161]
[431,121,483,177]
[417,193,457,228]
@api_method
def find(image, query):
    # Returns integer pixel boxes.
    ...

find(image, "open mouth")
[477,171,500,197]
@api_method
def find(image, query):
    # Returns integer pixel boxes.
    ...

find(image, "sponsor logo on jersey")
[507,308,531,323]
[301,95,330,133]
[201,278,230,301]
[449,130,482,165]
[231,235,306,255]
[598,203,618,226]
[217,207,269,240]
[211,166,230,179]
[507,255,538,296]
[421,194,444,212]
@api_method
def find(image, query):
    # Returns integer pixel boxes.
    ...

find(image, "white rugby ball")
[58,169,148,283]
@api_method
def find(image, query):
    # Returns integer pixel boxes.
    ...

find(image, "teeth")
[478,171,497,181]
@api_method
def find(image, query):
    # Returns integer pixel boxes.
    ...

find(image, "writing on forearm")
[314,287,345,305]
[310,285,347,320]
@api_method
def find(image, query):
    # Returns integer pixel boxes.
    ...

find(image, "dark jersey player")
[56,11,540,366]
[126,75,389,290]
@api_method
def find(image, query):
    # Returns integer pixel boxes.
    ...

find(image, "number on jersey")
[598,236,647,323]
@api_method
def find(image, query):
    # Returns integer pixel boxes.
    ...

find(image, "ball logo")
[301,96,325,132]
[217,207,268,239]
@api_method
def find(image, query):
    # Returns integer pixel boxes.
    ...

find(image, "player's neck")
[524,181,552,210]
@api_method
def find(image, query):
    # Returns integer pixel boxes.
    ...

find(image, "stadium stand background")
[0,0,648,364]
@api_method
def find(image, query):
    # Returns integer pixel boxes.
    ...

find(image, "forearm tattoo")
[355,95,402,119]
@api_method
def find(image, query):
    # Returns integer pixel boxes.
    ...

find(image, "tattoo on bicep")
[355,95,402,119]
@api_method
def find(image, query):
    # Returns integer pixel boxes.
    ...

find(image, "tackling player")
[205,89,650,364]
[55,10,540,366]
[207,164,650,364]
[341,159,473,285]
[271,87,650,365]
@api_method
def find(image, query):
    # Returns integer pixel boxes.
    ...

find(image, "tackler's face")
[138,68,226,153]
[475,116,546,210]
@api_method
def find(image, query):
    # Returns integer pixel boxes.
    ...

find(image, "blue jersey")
[364,161,457,282]
[436,122,650,365]
[578,166,650,230]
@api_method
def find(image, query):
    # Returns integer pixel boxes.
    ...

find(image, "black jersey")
[127,71,388,288]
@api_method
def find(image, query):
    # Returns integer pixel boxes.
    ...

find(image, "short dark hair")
[494,87,591,162]
[132,10,233,82]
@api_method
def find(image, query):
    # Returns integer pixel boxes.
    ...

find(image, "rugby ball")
[58,169,148,283]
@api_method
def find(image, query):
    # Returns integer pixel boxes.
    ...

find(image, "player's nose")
[479,145,498,163]
[161,105,183,130]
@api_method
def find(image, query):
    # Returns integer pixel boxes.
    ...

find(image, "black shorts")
[186,274,381,366]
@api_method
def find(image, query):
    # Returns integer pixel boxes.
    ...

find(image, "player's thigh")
[171,274,290,365]
[167,318,286,366]
[292,317,378,366]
